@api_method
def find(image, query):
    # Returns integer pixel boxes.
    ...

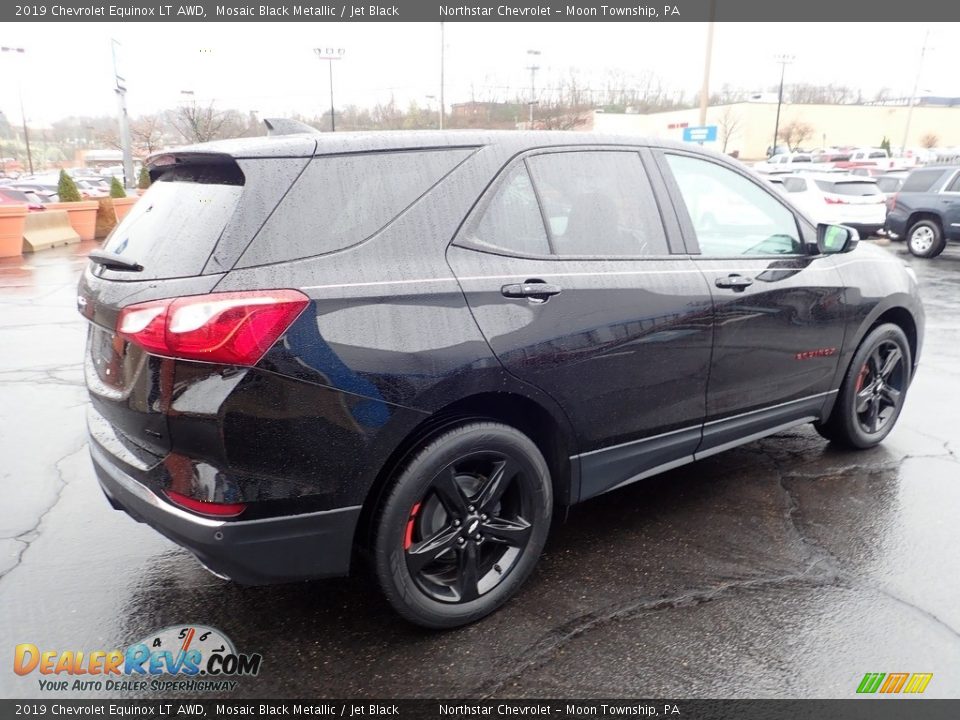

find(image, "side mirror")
[817,223,859,254]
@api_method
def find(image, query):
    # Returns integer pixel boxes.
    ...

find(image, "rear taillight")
[889,192,899,210]
[117,290,309,366]
[824,196,848,205]
[165,490,247,518]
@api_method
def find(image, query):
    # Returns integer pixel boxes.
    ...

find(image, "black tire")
[373,421,552,629]
[815,323,911,449]
[906,219,946,258]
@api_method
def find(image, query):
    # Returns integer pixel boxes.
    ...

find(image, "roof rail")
[262,118,320,137]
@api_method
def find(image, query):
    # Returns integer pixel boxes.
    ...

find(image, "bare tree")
[717,106,743,153]
[778,119,814,151]
[130,114,167,154]
[920,132,940,149]
[168,101,242,144]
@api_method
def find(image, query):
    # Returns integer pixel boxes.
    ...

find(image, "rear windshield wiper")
[88,250,143,272]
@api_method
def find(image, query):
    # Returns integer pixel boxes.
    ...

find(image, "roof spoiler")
[263,118,320,137]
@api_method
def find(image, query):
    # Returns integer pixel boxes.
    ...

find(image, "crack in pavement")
[475,561,837,699]
[0,442,89,583]
[477,433,959,696]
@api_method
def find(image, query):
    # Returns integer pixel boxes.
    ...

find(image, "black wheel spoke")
[455,543,480,602]
[868,347,883,376]
[880,384,901,407]
[406,527,459,574]
[855,387,873,413]
[482,516,532,548]
[433,465,468,516]
[867,397,881,433]
[879,347,902,380]
[474,458,520,512]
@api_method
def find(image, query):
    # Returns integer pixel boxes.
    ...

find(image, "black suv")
[80,130,923,628]
[885,165,960,257]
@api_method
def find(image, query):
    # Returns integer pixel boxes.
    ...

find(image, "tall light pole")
[439,23,445,130]
[901,30,931,155]
[698,0,716,127]
[314,47,345,132]
[771,54,794,156]
[526,49,541,126]
[111,39,135,188]
[2,46,33,175]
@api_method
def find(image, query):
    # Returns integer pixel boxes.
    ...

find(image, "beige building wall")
[592,103,960,160]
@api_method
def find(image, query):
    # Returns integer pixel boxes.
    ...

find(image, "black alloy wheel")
[374,422,552,629]
[852,340,906,436]
[815,323,912,449]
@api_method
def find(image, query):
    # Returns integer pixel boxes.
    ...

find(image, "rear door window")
[237,148,474,267]
[525,151,669,256]
[470,164,550,256]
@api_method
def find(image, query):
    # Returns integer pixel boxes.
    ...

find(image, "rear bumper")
[90,441,360,585]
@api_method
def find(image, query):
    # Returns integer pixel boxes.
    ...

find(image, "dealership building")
[588,99,960,160]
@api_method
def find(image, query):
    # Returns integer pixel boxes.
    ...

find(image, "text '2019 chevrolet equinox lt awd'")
[80,128,923,628]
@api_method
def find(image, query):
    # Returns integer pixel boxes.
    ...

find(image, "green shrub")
[109,176,126,199]
[880,136,891,155]
[57,170,82,202]
[137,166,151,189]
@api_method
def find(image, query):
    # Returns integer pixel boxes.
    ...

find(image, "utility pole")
[2,46,33,175]
[697,0,716,127]
[901,30,930,155]
[526,49,541,127]
[771,54,794,157]
[111,39,135,188]
[314,47,345,132]
[439,22,445,130]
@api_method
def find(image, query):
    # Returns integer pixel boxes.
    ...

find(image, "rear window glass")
[782,177,807,192]
[901,169,946,193]
[814,180,881,196]
[237,149,473,267]
[876,176,903,193]
[101,169,242,279]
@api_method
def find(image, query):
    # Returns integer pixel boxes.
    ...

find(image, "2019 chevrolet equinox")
[79,129,924,628]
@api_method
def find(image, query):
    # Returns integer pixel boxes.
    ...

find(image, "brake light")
[117,290,309,365]
[165,490,247,517]
[824,196,848,205]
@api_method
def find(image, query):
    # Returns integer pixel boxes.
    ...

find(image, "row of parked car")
[754,149,960,258]
[0,167,134,207]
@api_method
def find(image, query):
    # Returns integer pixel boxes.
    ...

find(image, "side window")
[782,177,807,193]
[470,165,550,256]
[665,153,803,256]
[525,151,669,256]
[946,173,960,193]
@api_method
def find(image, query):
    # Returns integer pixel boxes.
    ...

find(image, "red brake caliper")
[403,502,422,550]
[855,364,870,393]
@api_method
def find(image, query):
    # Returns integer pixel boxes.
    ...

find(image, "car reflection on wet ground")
[1,239,958,698]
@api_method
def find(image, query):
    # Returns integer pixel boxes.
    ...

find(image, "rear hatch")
[79,147,314,462]
[814,179,885,221]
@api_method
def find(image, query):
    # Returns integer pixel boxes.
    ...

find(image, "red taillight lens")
[165,490,247,518]
[824,196,848,205]
[117,290,309,366]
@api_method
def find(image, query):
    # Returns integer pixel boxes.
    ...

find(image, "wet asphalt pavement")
[1,239,958,700]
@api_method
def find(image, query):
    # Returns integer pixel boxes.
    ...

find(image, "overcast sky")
[1,22,954,127]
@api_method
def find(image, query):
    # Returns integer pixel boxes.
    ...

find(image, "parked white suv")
[780,173,886,236]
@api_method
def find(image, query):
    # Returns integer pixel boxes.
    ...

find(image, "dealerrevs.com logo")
[14,625,262,693]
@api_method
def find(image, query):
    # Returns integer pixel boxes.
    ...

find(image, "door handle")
[501,280,562,301]
[715,274,754,291]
